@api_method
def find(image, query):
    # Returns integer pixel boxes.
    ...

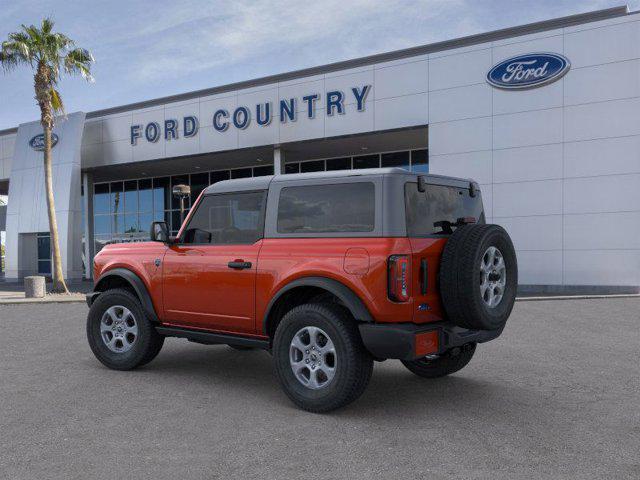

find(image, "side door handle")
[228,260,252,270]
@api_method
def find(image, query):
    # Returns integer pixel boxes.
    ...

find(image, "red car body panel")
[94,235,448,336]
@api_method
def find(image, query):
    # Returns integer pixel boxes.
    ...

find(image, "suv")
[86,168,517,412]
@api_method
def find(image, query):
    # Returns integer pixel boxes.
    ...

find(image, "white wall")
[428,14,640,289]
[0,133,16,180]
[79,58,430,168]
[4,113,85,280]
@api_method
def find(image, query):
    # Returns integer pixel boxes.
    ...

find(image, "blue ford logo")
[487,53,570,90]
[29,133,59,151]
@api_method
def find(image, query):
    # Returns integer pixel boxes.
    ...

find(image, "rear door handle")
[228,260,252,270]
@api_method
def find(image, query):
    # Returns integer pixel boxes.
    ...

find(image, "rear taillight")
[388,255,410,302]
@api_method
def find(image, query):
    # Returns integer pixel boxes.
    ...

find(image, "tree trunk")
[43,123,68,294]
[35,65,68,294]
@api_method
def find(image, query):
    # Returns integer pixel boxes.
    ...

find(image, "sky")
[0,0,638,130]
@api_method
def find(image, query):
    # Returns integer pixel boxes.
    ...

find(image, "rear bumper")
[358,321,503,361]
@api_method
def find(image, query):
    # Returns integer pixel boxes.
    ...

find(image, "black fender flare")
[92,268,159,323]
[262,276,373,335]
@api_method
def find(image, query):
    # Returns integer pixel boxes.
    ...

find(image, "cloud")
[101,0,470,83]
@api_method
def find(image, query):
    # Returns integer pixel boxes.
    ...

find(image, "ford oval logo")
[29,133,59,151]
[487,53,570,90]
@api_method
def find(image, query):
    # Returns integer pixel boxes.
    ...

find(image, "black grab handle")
[228,261,252,270]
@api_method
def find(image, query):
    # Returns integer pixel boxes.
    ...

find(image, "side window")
[277,182,375,234]
[182,191,266,245]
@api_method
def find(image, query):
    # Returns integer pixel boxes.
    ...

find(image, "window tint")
[405,182,484,236]
[182,192,265,245]
[277,183,375,234]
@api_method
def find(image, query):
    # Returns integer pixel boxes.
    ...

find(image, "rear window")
[405,182,484,236]
[277,182,375,234]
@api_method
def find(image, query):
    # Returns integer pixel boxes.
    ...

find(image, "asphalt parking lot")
[1,298,639,480]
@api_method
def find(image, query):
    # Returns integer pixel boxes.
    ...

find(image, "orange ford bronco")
[86,168,517,412]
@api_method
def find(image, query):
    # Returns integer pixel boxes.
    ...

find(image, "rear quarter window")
[277,182,375,234]
[405,182,484,236]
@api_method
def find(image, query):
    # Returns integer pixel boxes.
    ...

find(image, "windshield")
[405,182,484,236]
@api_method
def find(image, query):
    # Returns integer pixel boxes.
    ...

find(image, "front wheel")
[401,343,476,378]
[86,288,164,370]
[273,303,373,413]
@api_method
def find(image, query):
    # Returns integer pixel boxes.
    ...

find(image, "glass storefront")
[92,148,428,253]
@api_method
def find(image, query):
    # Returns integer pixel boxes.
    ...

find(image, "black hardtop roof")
[203,168,473,195]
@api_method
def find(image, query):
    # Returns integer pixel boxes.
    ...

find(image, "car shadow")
[89,339,538,418]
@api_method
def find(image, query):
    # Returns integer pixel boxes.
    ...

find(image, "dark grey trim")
[0,5,624,136]
[155,326,270,349]
[358,321,502,360]
[94,268,159,322]
[262,276,374,335]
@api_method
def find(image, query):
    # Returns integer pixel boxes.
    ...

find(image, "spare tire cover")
[439,224,517,331]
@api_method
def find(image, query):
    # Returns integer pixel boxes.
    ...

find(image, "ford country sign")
[487,53,570,90]
[29,133,59,151]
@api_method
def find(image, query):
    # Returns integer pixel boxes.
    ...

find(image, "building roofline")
[0,5,630,136]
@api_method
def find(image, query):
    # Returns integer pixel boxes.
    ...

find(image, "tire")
[86,288,164,371]
[401,343,476,378]
[273,303,373,413]
[439,224,517,331]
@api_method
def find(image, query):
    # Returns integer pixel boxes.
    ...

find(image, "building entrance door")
[36,232,51,275]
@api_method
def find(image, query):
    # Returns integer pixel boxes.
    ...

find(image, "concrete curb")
[0,295,86,305]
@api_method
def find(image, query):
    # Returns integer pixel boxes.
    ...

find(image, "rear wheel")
[401,343,476,378]
[273,303,373,413]
[87,288,164,370]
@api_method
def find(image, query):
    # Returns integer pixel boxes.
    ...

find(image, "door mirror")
[150,221,169,243]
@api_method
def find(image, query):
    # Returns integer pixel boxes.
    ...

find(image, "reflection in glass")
[300,160,324,172]
[112,214,124,235]
[139,213,154,238]
[326,157,351,171]
[124,214,139,234]
[153,177,170,213]
[94,183,110,214]
[190,173,209,202]
[210,170,230,184]
[231,168,252,179]
[94,215,111,235]
[110,182,123,215]
[284,163,300,174]
[253,165,274,177]
[353,155,380,169]
[411,149,429,173]
[124,180,138,213]
[138,179,153,213]
[381,151,410,170]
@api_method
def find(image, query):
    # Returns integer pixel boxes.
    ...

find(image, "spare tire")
[439,224,517,331]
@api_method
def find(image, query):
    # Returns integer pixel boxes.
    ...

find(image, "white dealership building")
[0,5,639,293]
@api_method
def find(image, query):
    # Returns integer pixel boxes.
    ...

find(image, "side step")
[156,326,270,350]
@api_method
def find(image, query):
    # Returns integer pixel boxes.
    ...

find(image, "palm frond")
[41,17,54,34]
[50,87,64,114]
[64,47,94,82]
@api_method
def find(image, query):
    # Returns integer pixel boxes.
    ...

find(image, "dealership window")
[285,148,428,175]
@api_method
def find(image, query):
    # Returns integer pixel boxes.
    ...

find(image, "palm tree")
[0,18,93,293]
